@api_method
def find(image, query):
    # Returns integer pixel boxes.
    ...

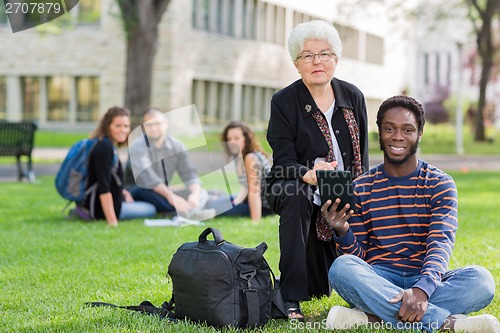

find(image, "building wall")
[0,0,124,131]
[0,0,405,132]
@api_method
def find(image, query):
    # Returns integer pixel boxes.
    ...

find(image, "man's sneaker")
[454,314,500,333]
[326,306,368,330]
[189,208,216,221]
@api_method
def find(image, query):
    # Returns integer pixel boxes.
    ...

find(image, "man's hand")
[320,198,352,236]
[389,288,428,323]
[169,193,192,213]
[187,193,200,210]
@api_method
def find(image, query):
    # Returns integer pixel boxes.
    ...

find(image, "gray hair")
[288,20,342,62]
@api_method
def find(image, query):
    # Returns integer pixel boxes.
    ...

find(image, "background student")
[82,106,157,226]
[206,121,273,222]
[127,108,216,221]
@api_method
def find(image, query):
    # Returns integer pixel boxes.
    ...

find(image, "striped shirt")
[335,160,458,297]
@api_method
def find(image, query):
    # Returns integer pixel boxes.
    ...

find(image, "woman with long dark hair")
[81,106,156,226]
[206,121,273,222]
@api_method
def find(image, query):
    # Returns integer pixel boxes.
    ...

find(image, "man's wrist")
[334,223,349,237]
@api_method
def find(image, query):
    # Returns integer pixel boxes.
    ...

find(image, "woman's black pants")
[266,179,337,302]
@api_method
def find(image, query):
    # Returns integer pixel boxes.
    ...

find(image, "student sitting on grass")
[321,95,498,332]
[127,108,216,221]
[79,106,157,226]
[205,121,274,222]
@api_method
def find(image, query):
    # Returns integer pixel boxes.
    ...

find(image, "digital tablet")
[316,170,356,212]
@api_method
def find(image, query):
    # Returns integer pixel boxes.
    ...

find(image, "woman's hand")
[320,198,352,237]
[302,161,338,185]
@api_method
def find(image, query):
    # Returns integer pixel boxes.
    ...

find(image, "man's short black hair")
[376,95,425,133]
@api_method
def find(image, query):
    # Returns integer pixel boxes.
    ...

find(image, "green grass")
[368,124,500,155]
[0,171,498,332]
[32,123,500,156]
[35,131,89,148]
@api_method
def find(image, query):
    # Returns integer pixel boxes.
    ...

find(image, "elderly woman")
[265,20,369,320]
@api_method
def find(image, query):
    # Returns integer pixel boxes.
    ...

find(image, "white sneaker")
[326,305,368,330]
[454,314,500,333]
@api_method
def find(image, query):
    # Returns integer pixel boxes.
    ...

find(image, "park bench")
[0,121,37,182]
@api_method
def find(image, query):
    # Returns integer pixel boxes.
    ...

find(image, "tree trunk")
[125,26,157,126]
[117,0,171,125]
[470,0,499,141]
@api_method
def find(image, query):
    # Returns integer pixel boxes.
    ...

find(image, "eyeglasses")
[296,50,336,63]
[144,121,163,128]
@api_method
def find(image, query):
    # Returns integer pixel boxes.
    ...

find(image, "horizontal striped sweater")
[334,160,458,297]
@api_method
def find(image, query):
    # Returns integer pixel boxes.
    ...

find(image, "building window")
[293,11,314,27]
[76,77,100,121]
[0,77,6,120]
[435,52,441,84]
[365,33,383,65]
[192,79,276,126]
[336,24,359,60]
[242,0,256,39]
[424,53,429,84]
[192,0,210,31]
[47,76,70,121]
[192,0,292,43]
[21,77,40,121]
[192,80,231,125]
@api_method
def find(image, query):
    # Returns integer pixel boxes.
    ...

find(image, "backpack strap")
[85,299,176,321]
[240,269,261,327]
[83,144,122,220]
[243,287,260,326]
[86,183,99,219]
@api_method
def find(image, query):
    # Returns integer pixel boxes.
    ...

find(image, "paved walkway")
[1,148,499,182]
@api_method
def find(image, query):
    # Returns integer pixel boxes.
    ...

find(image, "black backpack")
[87,227,286,328]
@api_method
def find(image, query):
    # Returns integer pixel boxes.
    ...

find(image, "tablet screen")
[316,170,356,212]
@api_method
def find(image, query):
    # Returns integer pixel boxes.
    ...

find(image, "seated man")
[322,95,498,332]
[127,108,215,220]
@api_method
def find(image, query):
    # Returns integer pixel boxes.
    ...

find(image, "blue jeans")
[329,255,495,332]
[206,195,251,216]
[119,201,157,220]
[128,186,209,214]
[205,194,274,218]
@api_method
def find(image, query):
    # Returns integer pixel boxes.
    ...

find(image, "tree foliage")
[338,0,499,141]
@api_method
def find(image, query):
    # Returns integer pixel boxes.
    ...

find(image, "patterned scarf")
[311,108,363,242]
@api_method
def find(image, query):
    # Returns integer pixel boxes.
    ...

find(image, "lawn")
[31,123,500,155]
[1,123,497,167]
[0,171,498,332]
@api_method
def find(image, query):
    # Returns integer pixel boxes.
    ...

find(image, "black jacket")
[266,77,369,181]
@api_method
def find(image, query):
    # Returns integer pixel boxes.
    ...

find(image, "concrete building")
[0,0,409,132]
